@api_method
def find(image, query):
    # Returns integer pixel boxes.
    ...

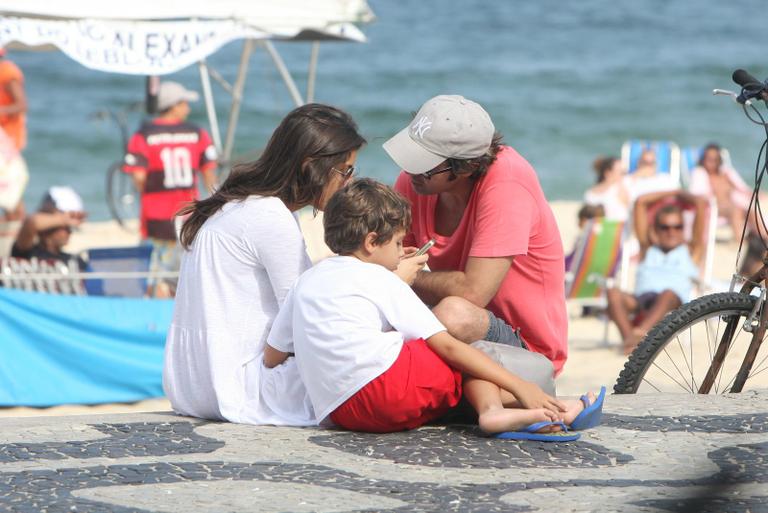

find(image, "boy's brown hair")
[323,178,412,255]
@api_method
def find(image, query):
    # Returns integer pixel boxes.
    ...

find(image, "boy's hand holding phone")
[395,239,434,285]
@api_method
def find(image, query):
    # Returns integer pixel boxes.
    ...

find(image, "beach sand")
[0,201,740,417]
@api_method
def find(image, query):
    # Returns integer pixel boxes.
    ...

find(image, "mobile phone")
[414,238,436,256]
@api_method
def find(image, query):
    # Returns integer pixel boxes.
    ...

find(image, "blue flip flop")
[494,420,580,442]
[569,386,606,431]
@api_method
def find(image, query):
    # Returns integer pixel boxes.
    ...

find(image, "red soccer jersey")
[123,118,217,239]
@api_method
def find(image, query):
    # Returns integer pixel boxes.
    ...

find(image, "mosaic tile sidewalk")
[1,391,767,512]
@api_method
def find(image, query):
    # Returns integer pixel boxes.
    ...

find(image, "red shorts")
[330,338,462,433]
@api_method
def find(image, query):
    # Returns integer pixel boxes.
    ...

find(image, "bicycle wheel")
[614,292,768,394]
[105,160,138,229]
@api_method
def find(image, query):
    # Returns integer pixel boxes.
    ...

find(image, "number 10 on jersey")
[160,147,194,188]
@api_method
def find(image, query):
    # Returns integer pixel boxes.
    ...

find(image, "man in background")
[123,81,217,296]
[12,186,87,271]
[607,190,706,354]
[0,47,28,221]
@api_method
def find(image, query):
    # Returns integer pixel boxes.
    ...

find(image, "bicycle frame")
[698,261,768,392]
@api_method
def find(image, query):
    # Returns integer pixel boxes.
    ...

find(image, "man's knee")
[657,289,682,307]
[432,296,487,342]
[606,287,621,305]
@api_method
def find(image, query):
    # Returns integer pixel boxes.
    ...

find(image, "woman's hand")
[513,381,567,416]
[394,248,428,285]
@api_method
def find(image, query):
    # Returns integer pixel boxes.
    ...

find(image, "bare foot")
[560,392,595,425]
[478,407,558,435]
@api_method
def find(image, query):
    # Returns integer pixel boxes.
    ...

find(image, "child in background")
[265,178,603,439]
[577,204,605,229]
[565,204,605,271]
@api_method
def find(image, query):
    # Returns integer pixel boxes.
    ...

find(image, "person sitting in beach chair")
[688,142,751,241]
[266,178,605,440]
[11,186,87,271]
[583,156,629,222]
[622,143,680,201]
[607,190,707,354]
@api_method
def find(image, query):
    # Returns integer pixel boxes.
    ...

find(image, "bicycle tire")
[105,160,138,230]
[614,292,768,394]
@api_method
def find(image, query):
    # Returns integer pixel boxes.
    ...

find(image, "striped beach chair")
[565,219,625,345]
[566,219,625,302]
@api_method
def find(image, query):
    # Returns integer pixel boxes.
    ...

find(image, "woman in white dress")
[162,104,367,426]
[583,156,630,222]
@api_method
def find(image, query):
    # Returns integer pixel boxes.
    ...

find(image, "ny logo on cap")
[411,116,432,139]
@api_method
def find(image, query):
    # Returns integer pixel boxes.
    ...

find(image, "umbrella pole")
[222,39,254,164]
[198,60,223,156]
[307,42,320,103]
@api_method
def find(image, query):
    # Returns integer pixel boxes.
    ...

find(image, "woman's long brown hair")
[179,103,366,249]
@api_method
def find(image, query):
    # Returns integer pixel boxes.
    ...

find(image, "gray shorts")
[485,310,528,349]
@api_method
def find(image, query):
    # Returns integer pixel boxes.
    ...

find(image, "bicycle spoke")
[746,350,768,380]
[704,316,715,363]
[639,377,663,393]
[688,323,698,392]
[666,338,695,392]
[748,362,768,379]
[650,353,694,393]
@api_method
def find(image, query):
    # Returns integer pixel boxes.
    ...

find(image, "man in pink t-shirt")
[384,95,568,375]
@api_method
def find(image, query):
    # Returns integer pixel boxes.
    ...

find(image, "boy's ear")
[362,232,378,254]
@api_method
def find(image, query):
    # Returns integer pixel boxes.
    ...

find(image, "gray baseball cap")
[157,81,199,111]
[383,95,495,175]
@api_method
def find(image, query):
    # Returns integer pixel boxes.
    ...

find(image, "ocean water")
[10,0,768,220]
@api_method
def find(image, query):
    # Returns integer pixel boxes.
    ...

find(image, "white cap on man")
[383,95,495,175]
[157,81,199,111]
[41,186,84,213]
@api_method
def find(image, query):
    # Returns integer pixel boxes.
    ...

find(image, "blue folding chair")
[621,140,681,186]
[84,246,153,297]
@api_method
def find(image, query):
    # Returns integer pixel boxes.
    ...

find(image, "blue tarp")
[0,288,173,406]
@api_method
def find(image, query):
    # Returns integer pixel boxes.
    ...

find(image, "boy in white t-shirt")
[266,179,599,438]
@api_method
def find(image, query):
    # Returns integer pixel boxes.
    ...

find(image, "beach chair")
[84,245,153,297]
[680,145,733,188]
[565,219,626,343]
[621,140,682,186]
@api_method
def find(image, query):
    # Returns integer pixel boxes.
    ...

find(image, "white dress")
[162,196,316,426]
[584,182,629,222]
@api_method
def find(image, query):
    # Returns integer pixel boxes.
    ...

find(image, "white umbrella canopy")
[0,0,374,75]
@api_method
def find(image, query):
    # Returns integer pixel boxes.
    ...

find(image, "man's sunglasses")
[332,165,357,179]
[422,163,454,180]
[657,223,683,231]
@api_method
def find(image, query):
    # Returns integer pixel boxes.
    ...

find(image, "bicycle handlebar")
[731,69,768,104]
[733,69,761,88]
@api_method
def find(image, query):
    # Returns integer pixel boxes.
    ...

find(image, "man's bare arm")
[201,168,218,194]
[130,170,147,194]
[0,80,26,116]
[412,255,513,307]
